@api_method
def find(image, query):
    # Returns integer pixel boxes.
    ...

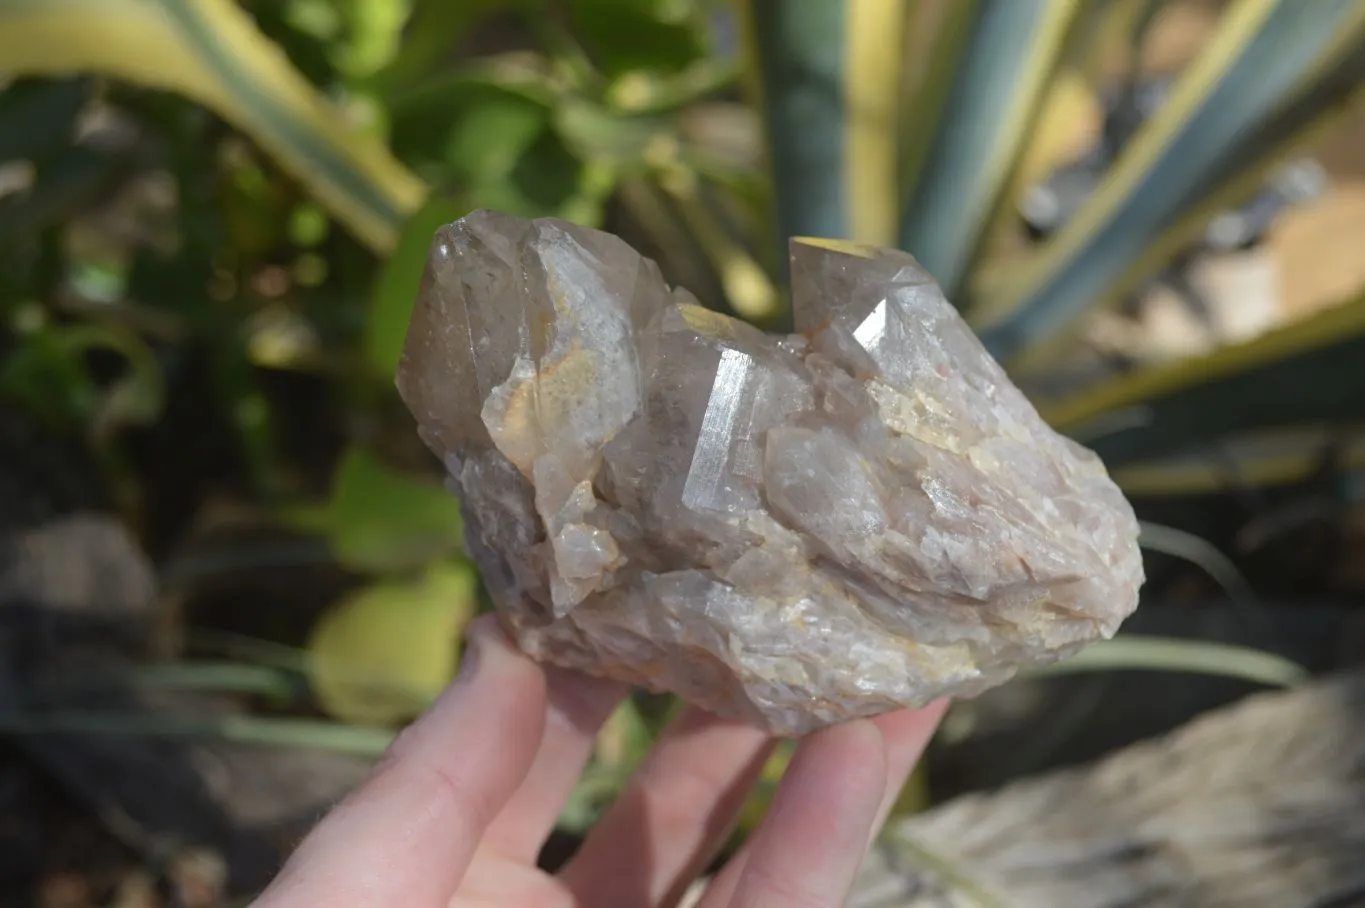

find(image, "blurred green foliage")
[1,0,1363,842]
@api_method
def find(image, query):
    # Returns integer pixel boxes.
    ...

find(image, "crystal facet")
[397,213,1144,735]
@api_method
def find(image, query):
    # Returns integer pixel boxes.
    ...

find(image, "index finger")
[254,616,547,908]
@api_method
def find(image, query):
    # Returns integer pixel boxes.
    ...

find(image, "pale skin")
[252,615,946,908]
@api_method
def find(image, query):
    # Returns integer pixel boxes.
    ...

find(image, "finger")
[482,666,627,861]
[560,705,775,907]
[706,720,887,908]
[701,704,946,907]
[254,616,546,908]
[868,699,948,837]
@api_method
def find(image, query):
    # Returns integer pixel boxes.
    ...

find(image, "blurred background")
[2,0,1364,904]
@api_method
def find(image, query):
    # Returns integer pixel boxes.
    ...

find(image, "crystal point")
[397,211,1144,735]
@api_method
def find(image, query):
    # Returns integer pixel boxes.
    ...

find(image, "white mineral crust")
[396,210,1143,735]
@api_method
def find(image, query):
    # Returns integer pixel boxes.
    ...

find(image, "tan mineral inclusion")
[396,210,1143,735]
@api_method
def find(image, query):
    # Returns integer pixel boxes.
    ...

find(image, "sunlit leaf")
[733,739,794,838]
[333,0,412,81]
[1030,636,1309,688]
[560,698,658,831]
[323,443,465,572]
[554,98,666,165]
[0,0,427,251]
[657,168,778,321]
[307,560,479,726]
[842,0,911,246]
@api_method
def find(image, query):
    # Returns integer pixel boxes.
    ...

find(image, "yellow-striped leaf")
[973,0,1365,367]
[0,0,428,252]
[843,0,911,247]
[1110,426,1365,498]
[1043,287,1365,468]
[898,0,1085,296]
[738,0,848,249]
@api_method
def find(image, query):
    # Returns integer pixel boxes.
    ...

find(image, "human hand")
[252,615,946,908]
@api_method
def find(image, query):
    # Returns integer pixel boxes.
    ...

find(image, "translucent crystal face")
[397,210,1144,735]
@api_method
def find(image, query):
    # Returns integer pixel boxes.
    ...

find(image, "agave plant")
[742,0,1365,497]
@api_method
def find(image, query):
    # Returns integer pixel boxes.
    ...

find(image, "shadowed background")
[2,0,1365,905]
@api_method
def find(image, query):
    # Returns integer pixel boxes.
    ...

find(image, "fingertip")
[459,612,520,673]
[714,719,889,907]
[844,716,888,759]
[256,612,550,908]
[866,700,948,842]
[771,717,888,839]
[871,699,948,743]
[542,665,628,736]
[462,611,507,644]
[806,718,888,788]
[448,612,546,708]
[479,666,626,860]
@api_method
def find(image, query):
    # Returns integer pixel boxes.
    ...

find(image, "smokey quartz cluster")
[396,210,1143,735]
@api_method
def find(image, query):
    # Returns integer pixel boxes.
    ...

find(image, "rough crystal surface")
[396,211,1144,735]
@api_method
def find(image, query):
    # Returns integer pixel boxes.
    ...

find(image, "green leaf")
[370,0,508,97]
[385,53,562,120]
[898,0,1084,295]
[0,0,427,251]
[332,0,413,81]
[740,0,847,246]
[560,698,657,831]
[554,98,665,165]
[841,0,912,246]
[126,662,300,700]
[734,740,795,837]
[1027,636,1309,688]
[306,561,479,726]
[323,444,465,572]
[0,324,97,428]
[503,128,605,222]
[1137,521,1257,607]
[446,88,552,190]
[0,321,165,439]
[365,195,466,376]
[568,0,708,79]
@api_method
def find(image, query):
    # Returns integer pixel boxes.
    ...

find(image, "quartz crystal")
[396,210,1144,735]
